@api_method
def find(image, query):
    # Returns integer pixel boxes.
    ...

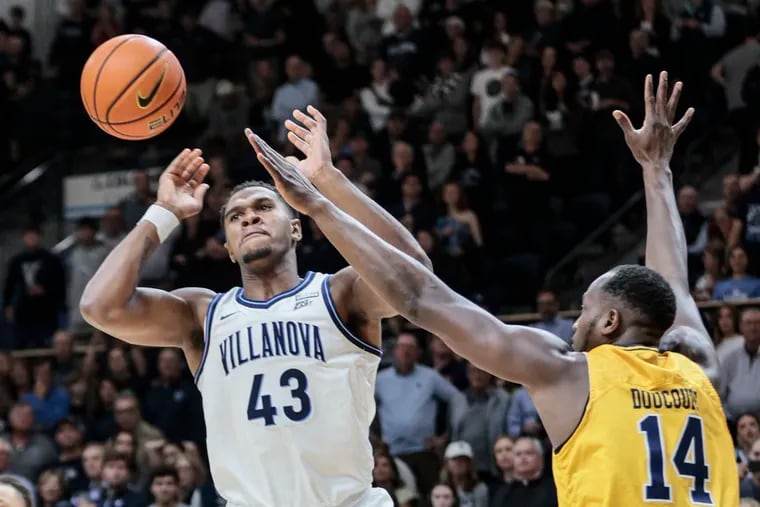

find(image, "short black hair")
[76,216,99,231]
[600,265,676,336]
[149,465,179,485]
[219,180,297,228]
[0,475,33,507]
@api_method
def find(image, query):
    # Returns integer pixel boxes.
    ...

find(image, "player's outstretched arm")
[247,133,578,388]
[614,72,719,385]
[80,149,213,349]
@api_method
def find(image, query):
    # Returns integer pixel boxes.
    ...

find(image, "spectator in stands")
[490,436,557,507]
[345,0,383,65]
[694,243,725,301]
[443,441,488,507]
[3,224,66,349]
[20,360,69,432]
[5,402,56,480]
[243,0,286,62]
[470,40,509,130]
[713,304,744,365]
[623,30,661,97]
[118,171,154,230]
[375,332,459,498]
[483,71,534,150]
[381,5,428,83]
[721,307,760,420]
[371,449,416,507]
[506,386,541,439]
[95,450,145,507]
[492,436,515,490]
[7,5,31,60]
[142,349,203,444]
[530,289,573,343]
[429,483,457,507]
[112,392,163,474]
[48,0,92,91]
[148,466,189,507]
[110,431,139,484]
[740,437,760,501]
[175,452,218,507]
[411,53,469,138]
[737,413,760,470]
[422,122,455,193]
[90,2,121,47]
[67,217,108,336]
[360,59,394,134]
[78,442,104,500]
[105,348,147,396]
[50,331,80,386]
[206,80,250,154]
[430,336,468,391]
[37,469,73,507]
[390,172,435,235]
[713,246,760,301]
[449,363,509,481]
[53,417,86,493]
[98,207,126,253]
[678,185,708,285]
[270,55,320,144]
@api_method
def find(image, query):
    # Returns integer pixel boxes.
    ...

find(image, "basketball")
[80,34,186,140]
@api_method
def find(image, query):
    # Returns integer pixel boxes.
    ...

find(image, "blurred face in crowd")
[102,207,125,237]
[442,182,462,208]
[162,443,183,467]
[102,459,129,488]
[151,474,180,506]
[430,484,456,507]
[729,246,749,276]
[749,439,760,482]
[55,422,83,450]
[392,5,412,31]
[630,29,649,55]
[82,444,105,480]
[99,379,117,407]
[387,115,406,138]
[466,363,491,391]
[501,74,520,98]
[114,397,141,431]
[740,309,760,351]
[429,337,453,368]
[133,171,150,196]
[393,333,420,373]
[573,56,591,79]
[175,456,196,488]
[285,56,304,82]
[513,438,543,479]
[484,47,505,69]
[392,142,414,171]
[723,174,740,203]
[38,473,64,504]
[493,437,515,474]
[737,415,760,446]
[158,349,182,382]
[370,59,387,82]
[541,46,557,71]
[53,331,74,362]
[0,352,12,377]
[437,55,454,77]
[677,186,698,214]
[537,290,559,320]
[114,432,135,459]
[417,230,435,254]
[108,348,129,377]
[702,248,721,276]
[428,122,447,145]
[462,131,479,153]
[717,306,737,337]
[522,122,543,151]
[595,53,615,76]
[76,223,97,244]
[372,454,394,483]
[535,3,554,26]
[11,360,29,391]
[9,404,34,433]
[22,229,40,250]
[446,455,472,480]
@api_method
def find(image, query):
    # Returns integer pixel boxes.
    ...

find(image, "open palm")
[282,105,333,180]
[156,148,210,219]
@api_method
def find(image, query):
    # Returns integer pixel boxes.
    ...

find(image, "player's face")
[223,187,301,268]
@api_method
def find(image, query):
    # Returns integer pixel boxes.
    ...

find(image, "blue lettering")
[261,325,273,358]
[247,326,256,362]
[286,322,299,355]
[313,326,325,362]
[220,339,230,375]
[273,322,286,355]
[298,323,311,357]
[238,329,249,366]
[230,332,238,370]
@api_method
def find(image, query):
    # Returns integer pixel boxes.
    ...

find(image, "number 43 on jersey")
[247,369,312,426]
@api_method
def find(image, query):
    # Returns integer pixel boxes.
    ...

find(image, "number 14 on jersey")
[247,369,312,426]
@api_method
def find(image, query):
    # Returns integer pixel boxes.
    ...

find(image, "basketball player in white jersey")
[79,107,432,507]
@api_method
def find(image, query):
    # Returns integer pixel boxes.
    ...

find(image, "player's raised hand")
[613,71,695,168]
[280,105,332,180]
[156,148,210,219]
[246,130,325,215]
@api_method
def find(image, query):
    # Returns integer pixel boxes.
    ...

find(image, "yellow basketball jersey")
[552,345,738,507]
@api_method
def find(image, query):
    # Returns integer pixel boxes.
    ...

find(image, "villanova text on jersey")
[219,321,326,375]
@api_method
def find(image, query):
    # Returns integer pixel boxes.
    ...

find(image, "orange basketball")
[80,34,186,140]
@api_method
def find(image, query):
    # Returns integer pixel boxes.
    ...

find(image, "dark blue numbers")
[247,369,311,426]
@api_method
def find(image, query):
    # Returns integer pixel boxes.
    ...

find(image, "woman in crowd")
[37,470,73,507]
[372,450,417,507]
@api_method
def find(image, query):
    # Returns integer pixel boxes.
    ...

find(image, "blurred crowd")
[2,0,760,505]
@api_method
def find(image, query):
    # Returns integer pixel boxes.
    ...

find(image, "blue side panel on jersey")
[235,272,316,308]
[321,276,383,357]
[194,292,223,384]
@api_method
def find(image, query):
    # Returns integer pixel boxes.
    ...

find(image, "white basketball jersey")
[194,272,392,507]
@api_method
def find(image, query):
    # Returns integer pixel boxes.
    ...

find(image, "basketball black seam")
[105,70,184,126]
[105,73,185,138]
[104,47,168,125]
[90,36,137,123]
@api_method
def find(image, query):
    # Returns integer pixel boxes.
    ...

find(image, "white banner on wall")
[63,167,161,219]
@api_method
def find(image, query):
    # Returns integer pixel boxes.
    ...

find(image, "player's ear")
[600,308,621,339]
[290,218,302,243]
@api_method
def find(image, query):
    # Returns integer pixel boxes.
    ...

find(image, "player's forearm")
[312,168,432,270]
[642,164,689,292]
[79,221,159,325]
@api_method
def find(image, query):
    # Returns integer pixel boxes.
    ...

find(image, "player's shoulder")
[170,287,218,319]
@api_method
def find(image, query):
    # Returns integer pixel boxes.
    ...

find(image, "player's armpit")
[326,268,387,350]
[81,286,213,349]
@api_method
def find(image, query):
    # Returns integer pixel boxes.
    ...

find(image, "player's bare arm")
[613,72,720,385]
[248,132,587,446]
[246,106,433,347]
[80,149,214,367]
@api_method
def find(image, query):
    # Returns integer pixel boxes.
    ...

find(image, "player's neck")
[612,327,659,348]
[240,259,302,301]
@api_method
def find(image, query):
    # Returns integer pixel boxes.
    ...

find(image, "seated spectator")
[694,243,725,301]
[51,331,80,386]
[737,413,760,471]
[389,172,436,235]
[429,483,457,507]
[360,59,394,133]
[449,364,509,481]
[37,469,73,507]
[422,122,456,192]
[740,437,760,501]
[491,436,515,491]
[112,392,163,473]
[4,402,57,480]
[372,449,417,507]
[93,450,145,507]
[506,387,541,439]
[175,452,219,507]
[109,431,140,486]
[20,360,69,433]
[77,442,104,500]
[713,246,760,301]
[148,466,189,507]
[530,289,573,344]
[270,55,320,144]
[483,71,534,151]
[443,441,488,507]
[53,417,87,494]
[410,53,469,137]
[712,305,744,365]
[490,436,557,507]
[720,308,760,420]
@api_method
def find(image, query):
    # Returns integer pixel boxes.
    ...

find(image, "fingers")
[306,105,327,125]
[165,149,192,176]
[190,161,209,188]
[287,131,310,155]
[285,119,310,139]
[666,81,683,123]
[655,70,668,119]
[673,107,695,137]
[193,182,210,202]
[644,74,655,120]
[612,110,634,136]
[292,109,317,130]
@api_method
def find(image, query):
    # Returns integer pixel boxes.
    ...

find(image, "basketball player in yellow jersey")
[247,71,739,506]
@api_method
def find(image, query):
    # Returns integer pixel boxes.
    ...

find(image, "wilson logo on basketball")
[137,62,168,109]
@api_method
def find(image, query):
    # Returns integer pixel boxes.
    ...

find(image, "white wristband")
[141,204,180,243]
